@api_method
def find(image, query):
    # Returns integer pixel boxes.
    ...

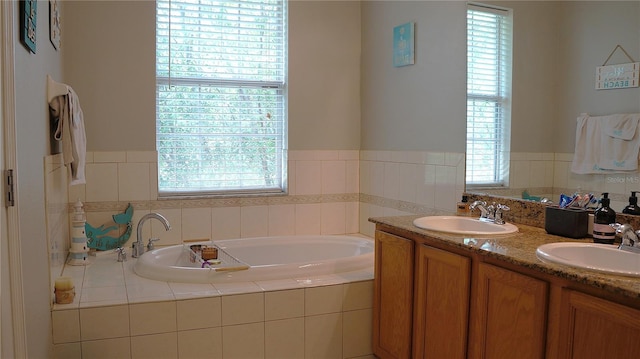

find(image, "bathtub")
[134,235,374,283]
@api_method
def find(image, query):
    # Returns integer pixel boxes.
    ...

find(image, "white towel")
[598,114,640,171]
[50,88,86,185]
[571,113,640,174]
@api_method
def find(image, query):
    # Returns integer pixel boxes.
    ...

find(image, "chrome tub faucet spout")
[132,213,171,258]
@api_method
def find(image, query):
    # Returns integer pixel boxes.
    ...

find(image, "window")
[466,3,512,187]
[156,0,287,197]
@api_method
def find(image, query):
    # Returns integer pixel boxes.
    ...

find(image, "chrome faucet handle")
[115,247,127,262]
[611,223,639,248]
[147,238,160,251]
[494,204,510,224]
[470,201,489,218]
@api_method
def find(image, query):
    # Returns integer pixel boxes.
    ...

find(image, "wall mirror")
[465,1,640,209]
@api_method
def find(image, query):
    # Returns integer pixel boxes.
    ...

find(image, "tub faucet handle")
[147,238,160,251]
[115,247,127,262]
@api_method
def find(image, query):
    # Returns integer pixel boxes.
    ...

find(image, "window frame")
[466,2,513,188]
[155,0,288,198]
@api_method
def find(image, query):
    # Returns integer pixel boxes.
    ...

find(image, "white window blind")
[466,3,512,187]
[156,0,287,197]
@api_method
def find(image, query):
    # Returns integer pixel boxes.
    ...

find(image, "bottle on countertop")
[593,192,616,244]
[457,195,470,216]
[622,191,640,215]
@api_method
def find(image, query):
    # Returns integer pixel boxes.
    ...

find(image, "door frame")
[1,1,27,357]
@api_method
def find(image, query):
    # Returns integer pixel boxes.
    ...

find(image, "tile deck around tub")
[52,241,374,310]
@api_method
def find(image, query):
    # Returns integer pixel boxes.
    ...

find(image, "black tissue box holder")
[544,206,589,239]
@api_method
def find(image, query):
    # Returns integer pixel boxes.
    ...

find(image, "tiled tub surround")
[45,149,465,358]
[51,252,374,359]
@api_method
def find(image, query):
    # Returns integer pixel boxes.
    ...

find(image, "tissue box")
[544,206,589,239]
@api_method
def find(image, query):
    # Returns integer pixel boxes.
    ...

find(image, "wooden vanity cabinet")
[556,289,640,359]
[373,230,415,359]
[468,262,548,359]
[412,244,471,359]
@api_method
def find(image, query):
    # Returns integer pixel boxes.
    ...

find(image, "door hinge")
[6,169,15,207]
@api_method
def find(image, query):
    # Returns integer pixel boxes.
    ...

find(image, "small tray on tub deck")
[183,239,250,271]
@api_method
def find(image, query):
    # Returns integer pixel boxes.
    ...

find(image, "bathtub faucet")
[132,213,171,258]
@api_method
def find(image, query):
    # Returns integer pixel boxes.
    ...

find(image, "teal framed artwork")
[393,22,414,67]
[20,0,37,53]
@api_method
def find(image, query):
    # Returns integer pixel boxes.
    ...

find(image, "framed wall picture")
[393,22,415,67]
[20,0,37,53]
[50,0,61,50]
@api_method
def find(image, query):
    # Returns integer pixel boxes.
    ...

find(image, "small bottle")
[593,193,616,244]
[622,191,640,215]
[457,195,470,216]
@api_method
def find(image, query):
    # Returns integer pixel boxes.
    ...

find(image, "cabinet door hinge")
[6,169,15,207]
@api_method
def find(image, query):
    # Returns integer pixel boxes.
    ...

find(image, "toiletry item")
[622,191,640,215]
[456,195,470,216]
[593,193,616,244]
[54,276,75,304]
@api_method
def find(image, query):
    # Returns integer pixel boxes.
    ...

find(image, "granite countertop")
[369,215,640,300]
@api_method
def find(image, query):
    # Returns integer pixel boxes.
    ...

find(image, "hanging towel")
[598,113,640,171]
[571,114,605,174]
[49,87,86,185]
[571,113,640,174]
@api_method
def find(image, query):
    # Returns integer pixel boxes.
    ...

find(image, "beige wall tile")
[222,322,265,359]
[305,313,342,359]
[81,337,131,359]
[322,161,347,194]
[53,343,82,359]
[265,318,304,359]
[177,297,222,331]
[296,161,322,195]
[126,151,157,163]
[295,203,321,235]
[211,206,241,240]
[221,293,264,325]
[265,289,304,321]
[321,202,346,234]
[182,207,212,241]
[117,162,151,201]
[343,309,373,358]
[52,309,81,344]
[130,301,177,335]
[80,305,129,340]
[178,327,222,359]
[131,332,178,359]
[342,281,373,311]
[240,206,269,238]
[93,151,127,163]
[305,284,343,316]
[268,204,295,236]
[85,163,119,202]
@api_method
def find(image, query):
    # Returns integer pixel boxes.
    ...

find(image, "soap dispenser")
[593,193,616,244]
[622,191,640,215]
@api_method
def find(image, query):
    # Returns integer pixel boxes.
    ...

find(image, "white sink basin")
[412,216,518,236]
[536,242,640,277]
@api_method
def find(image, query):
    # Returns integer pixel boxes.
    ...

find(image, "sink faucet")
[470,200,510,224]
[132,213,171,258]
[610,223,640,253]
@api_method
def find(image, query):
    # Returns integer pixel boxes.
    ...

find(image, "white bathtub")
[134,235,374,283]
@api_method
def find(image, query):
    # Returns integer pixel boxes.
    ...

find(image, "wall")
[63,1,362,152]
[12,0,65,356]
[360,1,467,153]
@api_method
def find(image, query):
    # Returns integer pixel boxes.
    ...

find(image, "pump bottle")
[593,193,616,244]
[622,191,640,215]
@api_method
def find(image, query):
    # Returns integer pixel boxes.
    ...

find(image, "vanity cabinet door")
[469,262,548,359]
[557,289,640,359]
[412,244,471,359]
[373,230,415,359]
